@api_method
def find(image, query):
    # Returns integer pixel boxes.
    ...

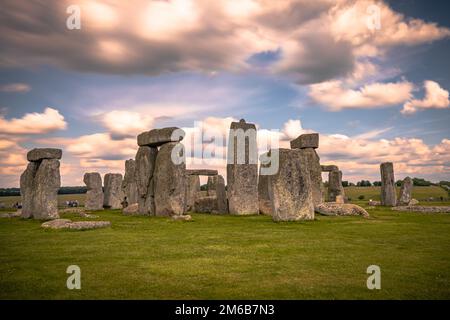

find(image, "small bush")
[358,195,365,200]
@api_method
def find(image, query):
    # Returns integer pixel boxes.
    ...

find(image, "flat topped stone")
[321,165,338,172]
[290,133,319,149]
[186,169,218,176]
[229,119,256,131]
[27,148,62,162]
[137,127,185,147]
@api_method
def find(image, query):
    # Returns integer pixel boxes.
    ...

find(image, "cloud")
[402,80,450,114]
[0,107,67,134]
[95,110,155,139]
[0,82,30,93]
[308,80,413,111]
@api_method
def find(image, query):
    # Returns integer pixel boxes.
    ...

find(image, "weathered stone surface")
[207,175,227,213]
[154,142,186,216]
[227,119,258,215]
[135,146,158,215]
[409,199,419,206]
[315,203,369,217]
[27,148,62,162]
[397,176,413,206]
[186,169,218,176]
[258,157,272,215]
[186,175,200,212]
[171,215,192,221]
[290,133,319,149]
[41,219,72,229]
[122,159,138,205]
[41,219,111,230]
[103,173,123,209]
[368,200,381,206]
[137,127,185,147]
[321,165,338,172]
[335,195,345,204]
[300,148,323,207]
[20,162,38,218]
[392,206,450,213]
[32,159,61,220]
[380,162,396,206]
[0,211,21,218]
[194,195,217,213]
[328,170,345,202]
[122,203,139,215]
[83,172,104,211]
[268,149,314,221]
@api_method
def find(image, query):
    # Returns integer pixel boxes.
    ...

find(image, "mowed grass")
[0,194,86,208]
[345,186,448,202]
[1,205,450,300]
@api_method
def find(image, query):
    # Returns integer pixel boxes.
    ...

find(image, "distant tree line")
[342,178,450,188]
[0,186,87,197]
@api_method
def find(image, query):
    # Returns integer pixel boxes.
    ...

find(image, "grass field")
[344,186,448,202]
[1,187,449,300]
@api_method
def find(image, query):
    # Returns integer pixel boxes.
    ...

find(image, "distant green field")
[0,194,86,208]
[344,186,448,202]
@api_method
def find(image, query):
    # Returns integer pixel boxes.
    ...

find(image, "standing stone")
[328,170,345,202]
[186,175,200,212]
[397,176,413,206]
[20,149,62,220]
[380,162,396,206]
[135,146,158,215]
[154,142,186,216]
[122,159,138,205]
[207,175,228,213]
[227,119,258,215]
[83,172,104,211]
[258,156,272,215]
[103,173,123,209]
[299,148,323,207]
[268,149,314,221]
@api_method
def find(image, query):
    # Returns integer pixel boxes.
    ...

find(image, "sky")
[0,0,449,187]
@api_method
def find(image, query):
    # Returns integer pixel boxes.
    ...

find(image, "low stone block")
[27,148,62,162]
[290,133,319,149]
[137,127,185,147]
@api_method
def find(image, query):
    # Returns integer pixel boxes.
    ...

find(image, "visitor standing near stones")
[227,119,259,215]
[83,172,104,210]
[397,176,413,206]
[380,162,397,206]
[267,148,314,221]
[20,148,62,220]
[290,133,323,207]
[122,159,138,205]
[103,173,123,209]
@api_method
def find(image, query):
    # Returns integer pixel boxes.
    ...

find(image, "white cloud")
[402,80,450,114]
[95,110,155,139]
[0,107,67,135]
[0,83,31,93]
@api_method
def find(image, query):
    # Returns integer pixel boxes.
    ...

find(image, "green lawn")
[1,205,450,299]
[344,186,448,202]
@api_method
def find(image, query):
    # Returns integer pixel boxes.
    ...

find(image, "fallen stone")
[380,162,396,206]
[268,148,314,221]
[315,203,369,217]
[290,133,319,149]
[135,146,158,215]
[103,173,123,209]
[41,219,111,230]
[392,206,450,213]
[41,219,72,229]
[186,169,218,176]
[83,172,104,211]
[123,203,139,215]
[409,199,419,206]
[154,142,186,216]
[397,176,413,206]
[368,200,381,206]
[0,211,21,218]
[171,215,192,221]
[335,195,345,204]
[27,148,62,162]
[137,127,185,147]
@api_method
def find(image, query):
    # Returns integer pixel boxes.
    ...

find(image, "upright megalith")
[227,119,258,215]
[103,173,123,209]
[154,141,187,216]
[135,146,158,215]
[258,153,272,215]
[380,162,396,206]
[207,175,227,214]
[20,148,62,220]
[397,176,413,206]
[290,134,323,207]
[122,159,138,205]
[328,169,345,202]
[83,172,104,210]
[186,175,200,212]
[267,149,314,221]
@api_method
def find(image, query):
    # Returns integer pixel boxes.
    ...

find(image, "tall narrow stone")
[299,148,323,207]
[103,173,123,209]
[135,146,158,215]
[207,175,228,214]
[227,119,258,215]
[328,169,345,202]
[20,162,38,219]
[268,149,314,221]
[122,159,138,205]
[397,176,413,206]
[84,172,104,210]
[258,156,272,215]
[154,142,186,216]
[380,162,396,206]
[186,175,200,212]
